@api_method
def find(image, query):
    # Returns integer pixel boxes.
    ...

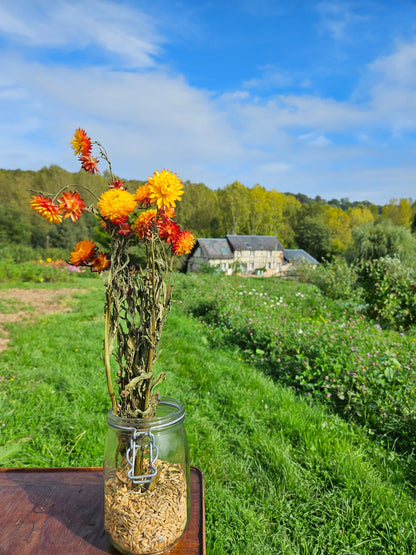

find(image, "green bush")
[297,258,360,301]
[0,243,70,263]
[357,256,416,330]
[174,274,416,454]
[0,259,95,283]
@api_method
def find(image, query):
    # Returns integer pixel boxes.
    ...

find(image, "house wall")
[187,248,233,273]
[188,247,284,276]
[234,250,284,275]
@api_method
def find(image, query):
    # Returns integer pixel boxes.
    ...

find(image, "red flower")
[91,252,110,273]
[57,191,86,222]
[109,179,126,190]
[157,218,180,244]
[117,218,133,236]
[79,154,100,174]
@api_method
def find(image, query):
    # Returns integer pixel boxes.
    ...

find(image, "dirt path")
[0,288,82,353]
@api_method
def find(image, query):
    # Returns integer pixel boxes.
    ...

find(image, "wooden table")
[0,466,205,555]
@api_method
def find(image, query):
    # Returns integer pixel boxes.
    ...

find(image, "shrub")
[0,244,70,263]
[297,258,360,301]
[357,256,416,330]
[0,259,92,283]
[174,274,416,454]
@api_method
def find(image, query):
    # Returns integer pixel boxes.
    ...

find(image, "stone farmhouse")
[187,235,318,276]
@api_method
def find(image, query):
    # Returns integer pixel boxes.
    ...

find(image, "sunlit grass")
[1,276,416,553]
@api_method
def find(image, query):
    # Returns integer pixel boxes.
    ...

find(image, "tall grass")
[1,276,416,553]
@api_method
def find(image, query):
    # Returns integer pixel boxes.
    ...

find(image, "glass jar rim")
[107,396,185,431]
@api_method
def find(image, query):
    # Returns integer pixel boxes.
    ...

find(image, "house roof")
[197,238,234,259]
[284,249,319,265]
[226,235,284,251]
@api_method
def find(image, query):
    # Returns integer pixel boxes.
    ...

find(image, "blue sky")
[1,0,416,204]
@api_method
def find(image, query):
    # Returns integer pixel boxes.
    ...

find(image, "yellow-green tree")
[321,204,352,254]
[217,181,250,235]
[247,184,271,235]
[381,198,413,227]
[175,182,219,237]
[348,206,375,228]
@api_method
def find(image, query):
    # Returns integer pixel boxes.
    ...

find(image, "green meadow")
[1,273,416,554]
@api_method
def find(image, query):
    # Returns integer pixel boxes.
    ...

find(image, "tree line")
[1,164,415,263]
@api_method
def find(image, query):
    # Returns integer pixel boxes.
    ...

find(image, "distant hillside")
[1,165,414,261]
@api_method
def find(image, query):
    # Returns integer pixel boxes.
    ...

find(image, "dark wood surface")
[0,466,205,555]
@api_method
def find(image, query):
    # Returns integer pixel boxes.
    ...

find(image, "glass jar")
[103,397,190,555]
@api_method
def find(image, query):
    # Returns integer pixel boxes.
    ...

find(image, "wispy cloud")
[365,39,416,131]
[0,0,162,68]
[0,0,415,203]
[316,0,369,41]
[243,65,294,90]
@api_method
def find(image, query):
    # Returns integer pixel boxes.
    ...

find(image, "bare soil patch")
[0,288,82,353]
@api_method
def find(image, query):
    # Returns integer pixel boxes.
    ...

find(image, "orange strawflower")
[135,183,152,207]
[57,191,86,222]
[70,239,97,266]
[158,219,180,244]
[98,189,137,224]
[159,206,176,219]
[146,169,184,208]
[71,128,92,156]
[134,209,157,239]
[172,230,195,256]
[79,154,100,174]
[30,195,62,224]
[91,252,110,273]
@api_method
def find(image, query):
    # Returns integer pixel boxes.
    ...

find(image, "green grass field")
[1,275,416,554]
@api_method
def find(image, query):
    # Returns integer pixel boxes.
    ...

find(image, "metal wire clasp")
[125,429,159,485]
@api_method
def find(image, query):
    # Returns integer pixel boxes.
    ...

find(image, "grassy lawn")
[1,275,416,553]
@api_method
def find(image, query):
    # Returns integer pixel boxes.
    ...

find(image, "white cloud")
[0,0,415,203]
[365,38,416,130]
[255,162,292,174]
[0,0,162,68]
[299,132,332,147]
[243,65,294,90]
[316,1,369,42]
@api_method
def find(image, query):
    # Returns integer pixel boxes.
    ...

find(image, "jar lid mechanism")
[126,429,159,485]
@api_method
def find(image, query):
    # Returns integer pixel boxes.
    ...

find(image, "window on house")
[250,251,254,257]
[249,263,254,270]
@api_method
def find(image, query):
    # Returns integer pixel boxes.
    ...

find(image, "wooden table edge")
[0,465,206,555]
